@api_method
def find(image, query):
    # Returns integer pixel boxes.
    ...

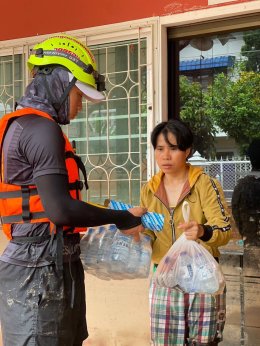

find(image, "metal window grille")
[0,53,25,115]
[64,38,148,206]
[205,158,252,202]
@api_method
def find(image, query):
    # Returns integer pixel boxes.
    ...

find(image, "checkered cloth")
[149,282,226,345]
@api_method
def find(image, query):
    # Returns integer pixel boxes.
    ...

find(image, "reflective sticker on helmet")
[56,48,79,59]
[84,47,95,64]
[54,35,95,63]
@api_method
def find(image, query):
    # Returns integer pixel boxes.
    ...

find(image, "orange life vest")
[0,108,87,239]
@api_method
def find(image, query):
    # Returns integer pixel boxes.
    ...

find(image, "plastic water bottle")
[193,253,219,294]
[137,235,152,278]
[83,226,106,271]
[80,227,96,270]
[178,251,194,292]
[126,239,141,277]
[109,231,133,277]
[97,224,117,271]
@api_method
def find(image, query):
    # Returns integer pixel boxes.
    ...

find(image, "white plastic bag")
[154,202,225,294]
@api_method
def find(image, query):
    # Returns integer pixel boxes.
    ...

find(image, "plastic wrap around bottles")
[80,225,152,280]
[108,200,164,232]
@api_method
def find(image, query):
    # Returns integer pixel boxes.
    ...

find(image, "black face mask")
[16,67,71,125]
[34,65,76,116]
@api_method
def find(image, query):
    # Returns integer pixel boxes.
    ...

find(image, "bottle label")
[112,237,131,262]
[198,265,213,280]
[182,264,193,279]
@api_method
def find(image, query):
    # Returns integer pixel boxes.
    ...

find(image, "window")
[64,39,149,205]
[0,54,24,116]
[0,30,151,207]
[168,27,259,199]
[169,28,260,156]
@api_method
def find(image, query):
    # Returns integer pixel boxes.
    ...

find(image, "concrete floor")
[82,250,260,346]
[219,243,260,346]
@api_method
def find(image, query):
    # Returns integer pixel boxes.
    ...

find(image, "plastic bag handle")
[182,201,190,223]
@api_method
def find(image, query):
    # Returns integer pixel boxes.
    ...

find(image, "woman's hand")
[178,221,204,240]
[128,206,147,217]
[120,224,145,241]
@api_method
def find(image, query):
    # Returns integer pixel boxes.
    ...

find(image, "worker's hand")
[120,206,147,241]
[178,220,204,240]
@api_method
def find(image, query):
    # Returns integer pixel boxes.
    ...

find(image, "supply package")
[153,201,225,294]
[80,224,152,280]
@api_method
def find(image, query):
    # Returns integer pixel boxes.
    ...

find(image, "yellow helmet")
[28,34,105,95]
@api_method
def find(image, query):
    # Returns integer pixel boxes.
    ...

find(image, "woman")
[141,119,232,345]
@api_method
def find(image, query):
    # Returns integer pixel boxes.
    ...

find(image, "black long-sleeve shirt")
[0,114,141,266]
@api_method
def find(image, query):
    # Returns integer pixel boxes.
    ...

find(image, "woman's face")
[154,132,190,175]
[69,86,83,120]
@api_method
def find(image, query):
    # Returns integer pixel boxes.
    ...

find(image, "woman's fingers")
[128,206,147,217]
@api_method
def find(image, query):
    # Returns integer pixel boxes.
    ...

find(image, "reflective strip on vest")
[0,187,38,199]
[2,211,47,223]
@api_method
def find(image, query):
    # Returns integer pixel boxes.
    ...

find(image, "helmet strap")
[58,76,77,111]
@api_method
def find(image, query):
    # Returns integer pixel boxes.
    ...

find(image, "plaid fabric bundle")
[149,282,226,345]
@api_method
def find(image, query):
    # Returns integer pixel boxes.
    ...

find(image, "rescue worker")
[0,34,145,346]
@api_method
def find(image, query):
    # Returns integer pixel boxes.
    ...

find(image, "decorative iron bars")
[205,158,252,202]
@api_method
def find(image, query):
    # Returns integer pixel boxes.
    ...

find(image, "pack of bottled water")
[80,224,152,280]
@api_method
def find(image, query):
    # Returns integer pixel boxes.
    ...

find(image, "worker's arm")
[35,174,144,231]
[20,116,145,231]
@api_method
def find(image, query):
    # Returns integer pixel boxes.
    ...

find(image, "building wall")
[0,1,259,345]
[0,0,252,41]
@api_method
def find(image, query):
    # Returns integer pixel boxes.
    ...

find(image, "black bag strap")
[65,151,89,190]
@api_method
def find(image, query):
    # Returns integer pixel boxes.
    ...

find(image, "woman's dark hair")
[151,119,193,151]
